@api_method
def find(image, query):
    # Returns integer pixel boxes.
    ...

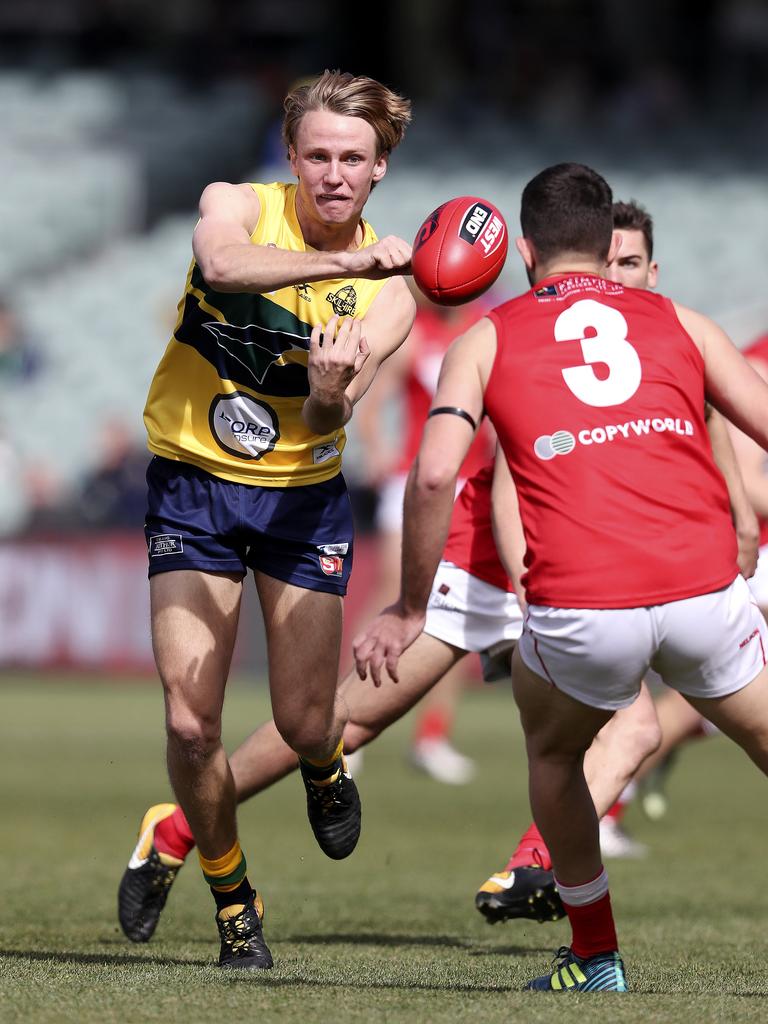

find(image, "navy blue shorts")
[144,457,354,595]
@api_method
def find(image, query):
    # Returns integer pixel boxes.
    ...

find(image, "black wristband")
[427,406,478,431]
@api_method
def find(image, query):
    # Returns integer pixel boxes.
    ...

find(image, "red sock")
[506,822,553,871]
[556,869,618,959]
[603,799,624,822]
[154,806,196,861]
[414,707,451,743]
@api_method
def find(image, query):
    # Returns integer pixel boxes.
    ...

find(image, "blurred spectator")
[74,420,149,530]
[23,463,73,534]
[0,296,44,384]
[0,428,28,536]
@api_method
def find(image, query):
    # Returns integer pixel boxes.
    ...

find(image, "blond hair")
[282,70,412,157]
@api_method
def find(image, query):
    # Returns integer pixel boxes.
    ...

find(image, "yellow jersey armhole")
[247,182,268,242]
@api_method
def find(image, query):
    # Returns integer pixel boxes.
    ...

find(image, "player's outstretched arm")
[192,182,412,294]
[706,408,760,578]
[678,304,768,451]
[353,318,495,685]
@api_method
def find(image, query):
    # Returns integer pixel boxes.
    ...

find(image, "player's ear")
[288,146,298,176]
[515,236,535,273]
[607,230,622,264]
[647,260,659,289]
[372,151,388,184]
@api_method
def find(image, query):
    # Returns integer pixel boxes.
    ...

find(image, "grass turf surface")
[0,674,766,1023]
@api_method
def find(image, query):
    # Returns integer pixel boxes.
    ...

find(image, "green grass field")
[0,674,765,1023]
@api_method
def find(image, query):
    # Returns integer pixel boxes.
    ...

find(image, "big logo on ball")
[209,391,280,460]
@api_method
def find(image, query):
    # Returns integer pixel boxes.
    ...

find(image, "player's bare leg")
[223,632,465,798]
[119,630,466,938]
[634,687,713,820]
[512,651,613,885]
[636,688,710,783]
[684,664,768,773]
[588,683,659,858]
[582,683,660,814]
[120,570,272,969]
[252,571,359,861]
[255,573,347,761]
[477,682,660,923]
[511,649,626,989]
[153,571,242,860]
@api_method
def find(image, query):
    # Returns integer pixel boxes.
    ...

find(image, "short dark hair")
[612,200,654,260]
[521,163,613,263]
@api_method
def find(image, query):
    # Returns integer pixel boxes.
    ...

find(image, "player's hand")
[308,315,370,398]
[344,236,412,279]
[352,602,426,687]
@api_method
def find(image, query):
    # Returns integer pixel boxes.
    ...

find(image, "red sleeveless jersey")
[743,333,768,547]
[442,462,514,592]
[398,306,493,477]
[484,274,738,608]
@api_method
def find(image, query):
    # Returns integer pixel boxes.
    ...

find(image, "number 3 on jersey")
[555,299,641,407]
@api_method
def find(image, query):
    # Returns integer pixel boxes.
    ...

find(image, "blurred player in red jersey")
[355,163,768,992]
[355,293,494,783]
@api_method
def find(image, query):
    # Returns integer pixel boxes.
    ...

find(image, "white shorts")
[425,562,523,680]
[375,474,408,533]
[747,543,768,608]
[518,575,768,711]
[376,474,468,533]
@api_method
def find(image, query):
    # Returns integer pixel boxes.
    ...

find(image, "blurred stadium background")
[1,0,767,676]
[2,5,768,1019]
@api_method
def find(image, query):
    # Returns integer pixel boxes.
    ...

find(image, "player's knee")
[165,707,222,761]
[274,707,335,757]
[637,715,663,761]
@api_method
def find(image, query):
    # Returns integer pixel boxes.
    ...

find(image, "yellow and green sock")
[199,840,251,913]
[299,739,344,785]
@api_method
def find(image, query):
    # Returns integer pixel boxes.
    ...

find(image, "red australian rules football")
[411,196,508,305]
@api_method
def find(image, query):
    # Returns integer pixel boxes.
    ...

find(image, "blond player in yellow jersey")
[118,70,416,970]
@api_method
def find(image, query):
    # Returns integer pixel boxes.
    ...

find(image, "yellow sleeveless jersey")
[144,182,387,486]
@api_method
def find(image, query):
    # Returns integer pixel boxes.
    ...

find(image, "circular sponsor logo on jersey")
[209,392,280,460]
[534,435,556,460]
[551,430,576,455]
[534,430,576,461]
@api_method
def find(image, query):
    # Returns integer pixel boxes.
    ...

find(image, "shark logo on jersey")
[202,321,307,387]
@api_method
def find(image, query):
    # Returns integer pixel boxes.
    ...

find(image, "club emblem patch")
[326,285,357,316]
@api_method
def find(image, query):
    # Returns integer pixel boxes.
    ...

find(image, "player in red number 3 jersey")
[354,163,768,994]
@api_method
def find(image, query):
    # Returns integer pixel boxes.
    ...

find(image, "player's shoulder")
[668,300,737,360]
[198,181,262,225]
